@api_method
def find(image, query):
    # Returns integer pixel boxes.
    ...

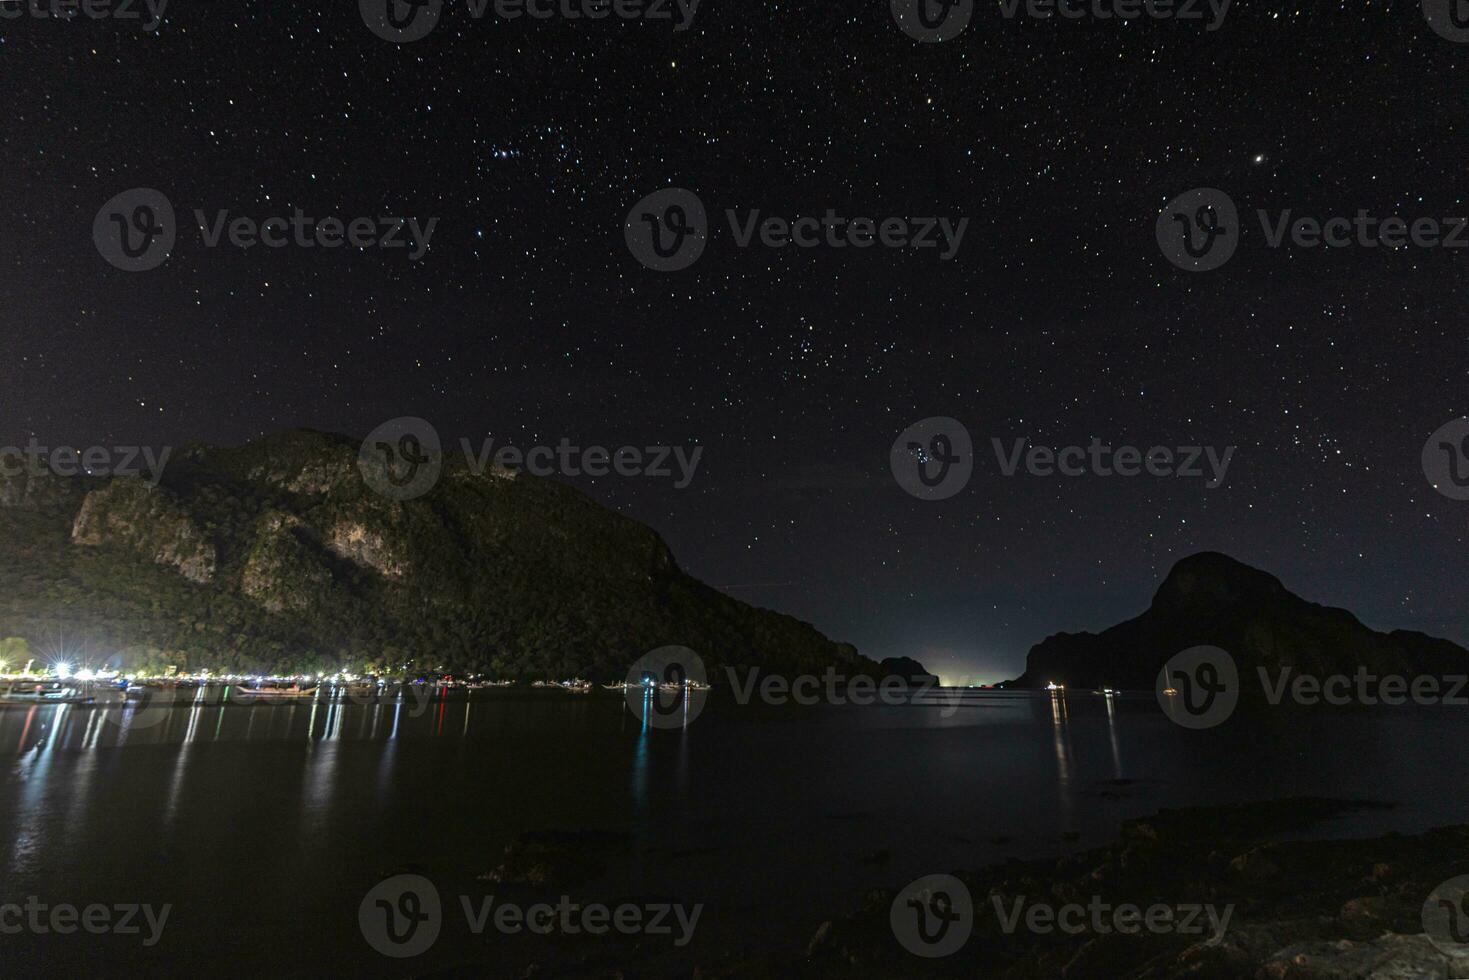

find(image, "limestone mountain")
[0,430,870,679]
[1007,552,1467,690]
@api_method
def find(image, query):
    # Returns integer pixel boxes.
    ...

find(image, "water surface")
[1,688,1465,976]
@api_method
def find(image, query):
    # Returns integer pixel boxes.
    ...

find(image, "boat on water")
[233,684,320,701]
[0,682,96,706]
[657,680,711,692]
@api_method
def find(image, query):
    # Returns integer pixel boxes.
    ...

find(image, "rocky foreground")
[796,799,1469,980]
[433,800,1469,979]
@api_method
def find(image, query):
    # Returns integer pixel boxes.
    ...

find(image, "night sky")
[3,1,1467,683]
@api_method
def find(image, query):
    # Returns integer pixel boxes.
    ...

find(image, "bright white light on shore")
[54,661,75,679]
[76,669,97,682]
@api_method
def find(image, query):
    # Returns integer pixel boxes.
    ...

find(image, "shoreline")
[430,798,1469,979]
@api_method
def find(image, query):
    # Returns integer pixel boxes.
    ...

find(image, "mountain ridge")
[1006,552,1466,689]
[0,429,876,680]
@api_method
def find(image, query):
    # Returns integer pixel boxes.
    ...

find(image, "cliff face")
[71,479,218,583]
[0,429,867,678]
[1008,552,1467,689]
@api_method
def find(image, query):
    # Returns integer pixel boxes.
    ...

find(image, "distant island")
[0,430,883,681]
[1005,552,1467,690]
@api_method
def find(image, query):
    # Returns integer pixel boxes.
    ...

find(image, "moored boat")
[0,683,96,706]
[233,684,320,701]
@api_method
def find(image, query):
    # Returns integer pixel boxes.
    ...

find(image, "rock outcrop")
[71,479,216,583]
[1008,553,1467,690]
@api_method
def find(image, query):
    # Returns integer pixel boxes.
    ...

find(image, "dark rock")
[1258,933,1469,979]
[1062,934,1174,979]
[806,921,832,957]
[1005,552,1469,691]
[1229,846,1281,881]
[877,657,938,683]
[1337,896,1387,936]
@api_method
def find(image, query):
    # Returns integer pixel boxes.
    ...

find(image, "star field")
[1,1,1466,682]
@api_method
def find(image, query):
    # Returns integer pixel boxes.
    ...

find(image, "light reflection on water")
[2,689,1468,976]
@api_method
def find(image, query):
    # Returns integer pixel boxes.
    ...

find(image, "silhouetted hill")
[0,430,871,680]
[877,656,937,682]
[1007,552,1466,689]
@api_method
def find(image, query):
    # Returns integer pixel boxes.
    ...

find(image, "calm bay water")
[1,688,1466,977]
